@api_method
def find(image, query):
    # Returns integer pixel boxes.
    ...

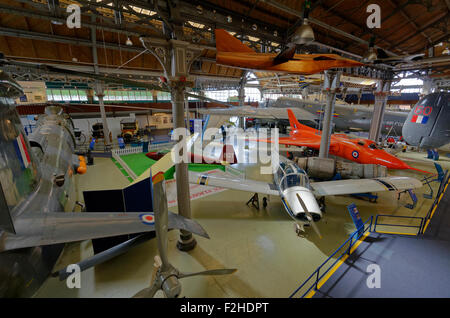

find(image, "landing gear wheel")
[262,197,268,208]
[318,196,326,212]
[295,223,305,238]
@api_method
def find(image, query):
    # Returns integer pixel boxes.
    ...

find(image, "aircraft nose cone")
[375,151,410,170]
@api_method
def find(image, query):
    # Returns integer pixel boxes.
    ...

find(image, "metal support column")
[93,83,111,151]
[140,36,203,252]
[238,71,248,107]
[319,70,340,158]
[91,16,111,149]
[171,82,196,251]
[422,78,433,95]
[369,80,391,142]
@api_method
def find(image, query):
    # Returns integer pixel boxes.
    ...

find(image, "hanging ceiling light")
[292,0,315,45]
[442,47,450,55]
[125,36,133,46]
[362,35,378,62]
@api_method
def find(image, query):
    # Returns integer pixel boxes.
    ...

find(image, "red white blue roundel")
[140,213,155,225]
[352,150,359,159]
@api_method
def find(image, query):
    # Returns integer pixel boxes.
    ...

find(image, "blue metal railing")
[373,214,424,236]
[421,172,450,234]
[290,173,450,298]
[289,216,373,298]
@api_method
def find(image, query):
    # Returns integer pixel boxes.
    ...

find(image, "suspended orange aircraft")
[215,29,364,74]
[262,109,430,173]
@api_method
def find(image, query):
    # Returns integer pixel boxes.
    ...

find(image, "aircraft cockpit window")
[369,143,378,149]
[357,140,365,146]
[285,166,295,175]
[280,173,309,191]
[286,174,301,187]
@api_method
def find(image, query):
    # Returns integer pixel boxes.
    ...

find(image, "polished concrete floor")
[34,148,449,298]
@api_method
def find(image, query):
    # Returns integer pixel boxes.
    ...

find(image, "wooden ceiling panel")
[0,36,13,55]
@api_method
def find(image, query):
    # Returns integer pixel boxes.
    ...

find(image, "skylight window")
[188,21,205,29]
[129,5,156,16]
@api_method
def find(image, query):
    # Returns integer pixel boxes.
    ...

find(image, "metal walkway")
[311,184,450,298]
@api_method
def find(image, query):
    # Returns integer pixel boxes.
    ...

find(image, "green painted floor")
[120,153,156,178]
[33,149,450,298]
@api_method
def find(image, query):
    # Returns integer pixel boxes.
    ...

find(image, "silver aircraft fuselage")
[273,157,322,224]
[0,76,78,297]
[271,97,408,134]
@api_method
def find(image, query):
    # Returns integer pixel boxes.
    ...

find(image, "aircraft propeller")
[52,171,233,290]
[295,193,322,239]
[132,172,237,298]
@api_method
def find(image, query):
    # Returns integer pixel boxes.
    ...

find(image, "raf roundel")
[352,150,359,159]
[140,213,155,225]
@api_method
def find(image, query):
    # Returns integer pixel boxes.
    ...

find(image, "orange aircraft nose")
[373,150,431,173]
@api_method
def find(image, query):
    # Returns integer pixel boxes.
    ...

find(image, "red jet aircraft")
[264,109,430,173]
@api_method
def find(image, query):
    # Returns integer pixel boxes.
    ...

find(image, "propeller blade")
[295,193,322,239]
[304,209,322,239]
[178,268,237,279]
[152,172,171,272]
[53,233,153,280]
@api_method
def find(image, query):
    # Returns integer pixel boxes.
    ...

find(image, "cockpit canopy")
[275,159,309,192]
[357,139,380,150]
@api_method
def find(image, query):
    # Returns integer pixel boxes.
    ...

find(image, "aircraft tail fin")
[287,109,318,134]
[0,182,16,234]
[215,29,255,53]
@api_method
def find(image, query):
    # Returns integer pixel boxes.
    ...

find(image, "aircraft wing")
[187,171,279,196]
[129,133,199,185]
[0,210,208,252]
[310,176,423,196]
[203,114,230,131]
[198,107,317,122]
